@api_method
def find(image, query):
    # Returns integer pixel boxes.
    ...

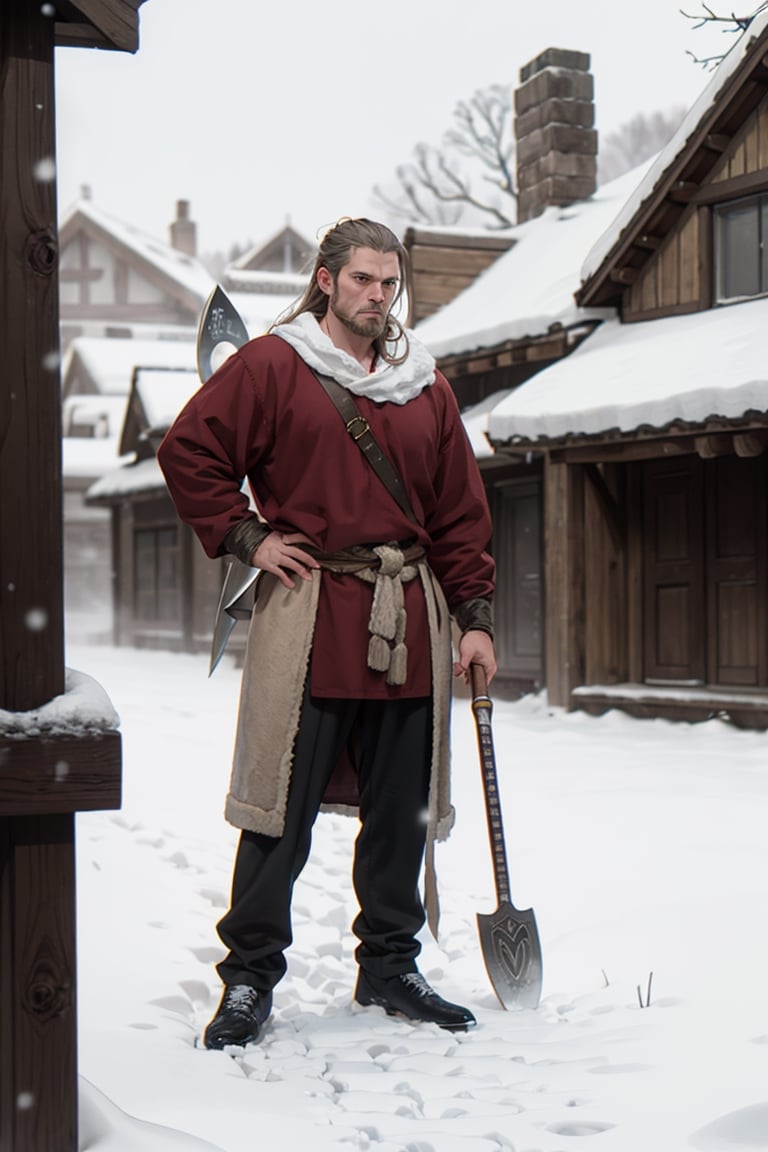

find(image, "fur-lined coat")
[158,315,495,934]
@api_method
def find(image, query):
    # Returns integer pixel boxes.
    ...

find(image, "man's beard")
[329,293,388,339]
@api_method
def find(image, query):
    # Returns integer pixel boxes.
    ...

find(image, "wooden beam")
[0,734,122,816]
[692,168,768,205]
[54,0,144,52]
[609,266,638,285]
[438,331,571,377]
[550,438,695,464]
[1,0,64,712]
[1,9,126,1152]
[544,458,585,707]
[704,132,731,153]
[584,463,626,551]
[635,233,662,250]
[1,814,78,1152]
[668,181,698,203]
[404,227,514,254]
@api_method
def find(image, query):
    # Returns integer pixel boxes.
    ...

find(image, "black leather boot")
[355,970,476,1031]
[203,984,273,1050]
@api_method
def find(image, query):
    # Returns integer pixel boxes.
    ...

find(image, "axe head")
[197,285,250,383]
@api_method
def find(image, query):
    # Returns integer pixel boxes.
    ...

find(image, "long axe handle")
[470,663,512,906]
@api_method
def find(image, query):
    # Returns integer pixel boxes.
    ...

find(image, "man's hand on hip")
[251,531,319,589]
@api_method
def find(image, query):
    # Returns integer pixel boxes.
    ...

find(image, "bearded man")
[158,217,496,1048]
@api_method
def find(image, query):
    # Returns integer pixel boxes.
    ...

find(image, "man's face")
[324,247,401,340]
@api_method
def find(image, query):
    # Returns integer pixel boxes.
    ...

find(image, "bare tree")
[373,6,767,232]
[681,2,768,67]
[373,84,517,230]
[598,107,688,184]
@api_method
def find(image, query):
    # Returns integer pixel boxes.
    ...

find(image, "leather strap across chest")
[312,371,419,526]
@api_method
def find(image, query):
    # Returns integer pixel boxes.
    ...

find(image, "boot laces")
[400,973,437,1000]
[222,985,261,1016]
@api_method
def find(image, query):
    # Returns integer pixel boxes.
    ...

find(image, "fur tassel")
[368,634,391,672]
[369,577,397,640]
[387,642,408,685]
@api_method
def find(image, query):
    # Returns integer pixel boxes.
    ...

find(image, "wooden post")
[543,456,585,707]
[0,0,64,711]
[0,5,125,1150]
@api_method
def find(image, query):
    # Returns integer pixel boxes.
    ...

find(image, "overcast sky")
[54,0,737,256]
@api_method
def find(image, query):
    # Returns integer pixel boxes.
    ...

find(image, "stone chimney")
[515,48,597,225]
[169,199,197,257]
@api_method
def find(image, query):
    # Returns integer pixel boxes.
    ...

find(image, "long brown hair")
[272,218,411,365]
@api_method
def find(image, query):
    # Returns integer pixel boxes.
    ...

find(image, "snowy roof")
[62,435,132,480]
[133,368,200,431]
[580,9,768,288]
[487,295,768,445]
[461,389,516,459]
[416,15,768,363]
[62,336,197,397]
[59,197,214,303]
[414,162,653,360]
[62,393,129,438]
[86,456,162,503]
[224,268,308,297]
[228,222,314,273]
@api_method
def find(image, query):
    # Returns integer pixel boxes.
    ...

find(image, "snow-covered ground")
[61,641,768,1152]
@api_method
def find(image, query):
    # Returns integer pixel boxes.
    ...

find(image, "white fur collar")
[273,313,435,405]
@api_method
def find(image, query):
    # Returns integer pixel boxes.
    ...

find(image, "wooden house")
[404,227,517,326]
[57,199,312,643]
[415,48,603,696]
[222,223,313,331]
[61,336,198,637]
[58,191,214,639]
[58,194,213,350]
[84,365,228,653]
[76,223,314,656]
[228,221,314,276]
[486,15,768,727]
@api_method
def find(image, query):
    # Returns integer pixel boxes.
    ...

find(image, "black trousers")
[215,684,433,992]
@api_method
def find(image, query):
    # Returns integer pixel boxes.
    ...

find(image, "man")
[158,217,496,1049]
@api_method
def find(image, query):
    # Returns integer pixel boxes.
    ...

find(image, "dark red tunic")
[158,334,494,698]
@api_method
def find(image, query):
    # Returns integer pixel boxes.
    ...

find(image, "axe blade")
[197,284,250,383]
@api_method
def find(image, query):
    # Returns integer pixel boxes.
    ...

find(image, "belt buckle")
[345,415,370,442]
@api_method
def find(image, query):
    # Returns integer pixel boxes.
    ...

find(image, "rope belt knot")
[317,542,425,685]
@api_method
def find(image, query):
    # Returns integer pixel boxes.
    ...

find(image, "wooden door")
[706,454,767,686]
[643,457,706,682]
[492,478,543,680]
[643,453,767,688]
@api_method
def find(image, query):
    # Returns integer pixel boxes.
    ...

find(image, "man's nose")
[369,282,386,302]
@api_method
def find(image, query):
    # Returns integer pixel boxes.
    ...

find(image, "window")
[714,194,768,303]
[135,527,180,622]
